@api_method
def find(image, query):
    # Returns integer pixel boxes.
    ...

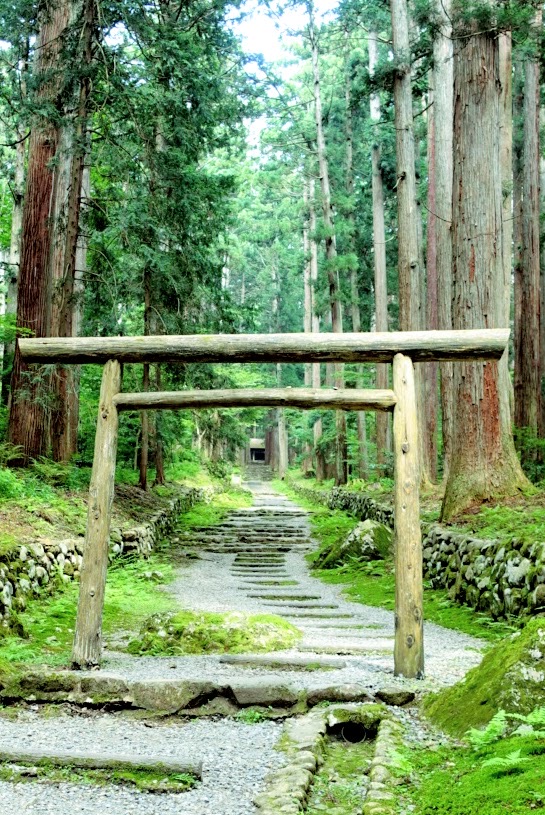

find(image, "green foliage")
[424,619,545,737]
[305,737,374,814]
[399,731,545,815]
[0,554,177,666]
[467,710,508,751]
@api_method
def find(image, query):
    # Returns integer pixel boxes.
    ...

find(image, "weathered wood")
[72,359,121,669]
[19,329,509,365]
[393,353,424,679]
[0,747,203,779]
[113,388,397,413]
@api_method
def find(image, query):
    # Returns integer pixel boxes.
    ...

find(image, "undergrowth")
[397,709,545,815]
[0,554,177,666]
[275,478,517,642]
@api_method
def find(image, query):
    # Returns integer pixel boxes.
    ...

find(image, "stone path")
[0,470,486,814]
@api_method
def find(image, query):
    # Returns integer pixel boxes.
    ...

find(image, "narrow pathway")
[0,471,485,815]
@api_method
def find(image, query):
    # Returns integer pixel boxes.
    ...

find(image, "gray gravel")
[0,479,485,812]
[0,712,284,814]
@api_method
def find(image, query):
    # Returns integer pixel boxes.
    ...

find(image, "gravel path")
[0,473,485,813]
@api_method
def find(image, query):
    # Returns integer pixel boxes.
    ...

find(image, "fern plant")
[466,710,508,751]
[482,749,529,775]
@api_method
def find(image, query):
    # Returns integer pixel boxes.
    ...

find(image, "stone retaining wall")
[0,486,205,631]
[286,479,394,527]
[288,479,545,619]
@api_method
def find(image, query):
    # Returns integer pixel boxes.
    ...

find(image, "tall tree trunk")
[441,28,527,520]
[49,0,94,462]
[425,74,438,483]
[2,75,27,406]
[514,24,541,454]
[390,0,420,332]
[433,0,454,479]
[8,0,71,463]
[302,178,313,474]
[277,365,288,479]
[368,31,390,476]
[499,34,514,426]
[513,59,523,431]
[308,176,325,481]
[153,363,166,486]
[345,52,367,479]
[139,268,151,490]
[310,19,347,485]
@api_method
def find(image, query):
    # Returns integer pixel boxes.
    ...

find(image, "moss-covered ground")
[396,728,545,815]
[127,609,301,655]
[274,478,517,642]
[0,762,197,793]
[305,737,374,814]
[0,462,251,667]
[423,618,545,735]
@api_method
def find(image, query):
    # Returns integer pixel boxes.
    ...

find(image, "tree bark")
[424,73,438,483]
[432,0,454,479]
[309,176,325,481]
[139,268,151,490]
[514,24,541,453]
[49,0,94,463]
[8,0,71,463]
[72,359,120,668]
[310,19,347,485]
[441,29,527,520]
[369,31,390,475]
[345,51,367,479]
[390,0,420,333]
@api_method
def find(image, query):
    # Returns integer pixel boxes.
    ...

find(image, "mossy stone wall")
[0,487,204,631]
[288,479,545,620]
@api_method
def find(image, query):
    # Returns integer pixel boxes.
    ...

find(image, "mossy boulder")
[315,519,393,569]
[127,610,301,656]
[423,617,545,736]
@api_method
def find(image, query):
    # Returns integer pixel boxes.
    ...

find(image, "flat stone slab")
[218,654,347,669]
[230,680,299,706]
[0,747,203,779]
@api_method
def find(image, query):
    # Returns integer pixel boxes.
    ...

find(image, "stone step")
[262,602,339,610]
[246,594,321,601]
[283,612,355,619]
[218,654,347,670]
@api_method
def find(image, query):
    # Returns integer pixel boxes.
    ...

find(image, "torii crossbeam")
[18,328,510,679]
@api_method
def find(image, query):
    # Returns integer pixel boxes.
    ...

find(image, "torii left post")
[72,359,121,668]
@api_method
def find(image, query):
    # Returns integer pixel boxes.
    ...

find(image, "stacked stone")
[286,479,394,527]
[422,525,545,618]
[0,487,205,630]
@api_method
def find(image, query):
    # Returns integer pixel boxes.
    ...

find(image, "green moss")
[0,554,178,666]
[176,487,252,530]
[0,763,197,793]
[399,732,545,815]
[127,610,302,655]
[305,737,374,814]
[424,618,545,736]
[456,497,545,547]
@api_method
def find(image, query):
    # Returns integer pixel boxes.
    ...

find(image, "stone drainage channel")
[0,475,485,814]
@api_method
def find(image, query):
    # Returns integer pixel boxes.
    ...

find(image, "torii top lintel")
[18,329,509,366]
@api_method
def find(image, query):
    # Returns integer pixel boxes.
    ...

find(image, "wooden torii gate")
[19,328,509,679]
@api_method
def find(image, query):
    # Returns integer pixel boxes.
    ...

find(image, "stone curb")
[254,702,394,815]
[363,717,405,815]
[254,709,327,814]
[0,672,413,716]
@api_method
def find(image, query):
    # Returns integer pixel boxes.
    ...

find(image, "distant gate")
[19,328,509,679]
